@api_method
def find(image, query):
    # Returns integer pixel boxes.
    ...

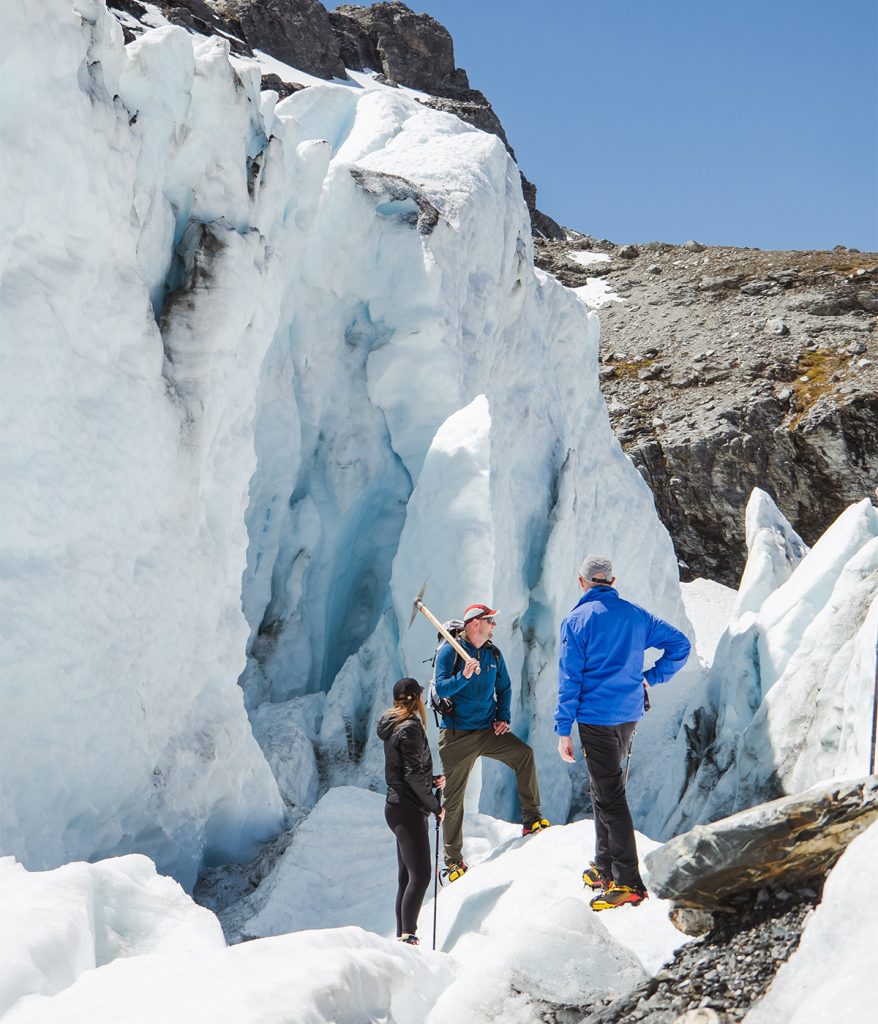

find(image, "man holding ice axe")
[555,555,691,911]
[427,601,549,882]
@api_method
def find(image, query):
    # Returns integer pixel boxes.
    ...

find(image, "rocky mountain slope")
[109,0,877,587]
[536,237,878,585]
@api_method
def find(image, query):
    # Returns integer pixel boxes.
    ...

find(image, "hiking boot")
[399,933,419,945]
[581,861,612,891]
[589,882,648,911]
[522,818,551,836]
[440,860,468,885]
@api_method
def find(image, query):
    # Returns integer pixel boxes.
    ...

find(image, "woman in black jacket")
[377,677,445,946]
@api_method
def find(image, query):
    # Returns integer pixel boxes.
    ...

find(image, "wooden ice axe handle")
[415,601,480,674]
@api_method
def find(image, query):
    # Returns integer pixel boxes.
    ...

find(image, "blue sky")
[326,1,878,251]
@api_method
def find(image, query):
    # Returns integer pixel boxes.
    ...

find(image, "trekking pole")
[870,648,877,776]
[622,686,648,788]
[432,789,441,951]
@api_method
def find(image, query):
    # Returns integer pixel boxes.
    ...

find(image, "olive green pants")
[438,728,542,868]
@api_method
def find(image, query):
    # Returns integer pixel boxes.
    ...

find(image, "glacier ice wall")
[1,0,697,885]
[0,1,287,887]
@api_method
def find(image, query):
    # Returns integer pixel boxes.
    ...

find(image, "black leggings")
[384,802,433,937]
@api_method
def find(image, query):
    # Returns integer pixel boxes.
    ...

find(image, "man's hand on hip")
[557,736,575,763]
[492,720,510,735]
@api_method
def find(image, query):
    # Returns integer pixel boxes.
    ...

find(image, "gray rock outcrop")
[644,775,878,912]
[110,0,249,46]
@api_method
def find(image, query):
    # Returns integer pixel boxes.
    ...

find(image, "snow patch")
[568,250,612,267]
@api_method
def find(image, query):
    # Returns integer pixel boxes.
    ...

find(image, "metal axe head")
[408,578,428,629]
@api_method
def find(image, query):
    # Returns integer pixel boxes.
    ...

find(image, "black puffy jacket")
[377,713,441,816]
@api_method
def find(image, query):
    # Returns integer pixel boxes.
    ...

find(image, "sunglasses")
[479,617,496,625]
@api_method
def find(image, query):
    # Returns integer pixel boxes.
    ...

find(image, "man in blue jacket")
[435,603,549,881]
[555,555,691,910]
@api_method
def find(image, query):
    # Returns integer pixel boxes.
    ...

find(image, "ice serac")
[667,497,878,834]
[733,487,809,619]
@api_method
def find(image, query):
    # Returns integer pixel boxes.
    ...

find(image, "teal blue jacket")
[434,638,511,730]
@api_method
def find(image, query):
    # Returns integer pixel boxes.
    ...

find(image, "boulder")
[645,776,878,911]
[763,316,789,335]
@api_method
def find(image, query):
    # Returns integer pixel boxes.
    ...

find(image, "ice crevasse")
[0,0,694,885]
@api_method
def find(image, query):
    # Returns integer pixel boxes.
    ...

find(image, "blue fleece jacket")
[554,586,691,734]
[434,638,511,730]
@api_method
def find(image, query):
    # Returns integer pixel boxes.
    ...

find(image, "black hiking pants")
[578,721,644,890]
[384,802,433,937]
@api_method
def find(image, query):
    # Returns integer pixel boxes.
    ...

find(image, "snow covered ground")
[6,808,878,1023]
[1,803,687,1024]
[214,787,685,974]
[573,277,626,308]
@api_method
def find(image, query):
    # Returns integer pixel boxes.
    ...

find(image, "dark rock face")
[644,776,878,911]
[535,237,878,585]
[330,1,461,90]
[207,0,345,78]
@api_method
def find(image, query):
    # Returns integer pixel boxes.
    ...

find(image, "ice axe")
[408,579,480,674]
